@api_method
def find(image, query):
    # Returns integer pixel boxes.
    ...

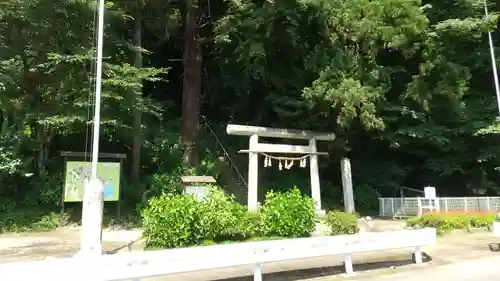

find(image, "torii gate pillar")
[248,134,259,210]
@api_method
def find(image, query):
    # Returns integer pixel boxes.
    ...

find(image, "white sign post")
[424,186,436,199]
[226,124,335,214]
[418,186,439,215]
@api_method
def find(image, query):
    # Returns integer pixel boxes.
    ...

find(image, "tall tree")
[132,0,144,183]
[180,0,203,166]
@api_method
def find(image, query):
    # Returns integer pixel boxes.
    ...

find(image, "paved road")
[369,256,500,281]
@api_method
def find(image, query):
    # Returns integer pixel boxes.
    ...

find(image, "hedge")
[142,186,317,249]
[407,211,497,234]
[325,210,359,235]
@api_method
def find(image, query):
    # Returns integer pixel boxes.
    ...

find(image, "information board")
[64,161,121,202]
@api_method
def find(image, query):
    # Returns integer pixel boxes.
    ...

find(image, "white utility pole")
[79,0,105,256]
[484,0,500,114]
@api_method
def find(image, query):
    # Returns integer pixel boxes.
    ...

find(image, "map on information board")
[64,161,121,202]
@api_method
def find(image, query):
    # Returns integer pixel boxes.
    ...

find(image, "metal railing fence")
[379,197,500,217]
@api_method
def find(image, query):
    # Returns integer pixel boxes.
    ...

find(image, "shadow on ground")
[215,253,432,281]
[488,243,500,252]
[105,239,143,255]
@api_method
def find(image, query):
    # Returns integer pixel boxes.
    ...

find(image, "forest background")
[1,0,500,229]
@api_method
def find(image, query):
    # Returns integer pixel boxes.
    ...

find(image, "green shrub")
[122,181,149,206]
[325,210,359,235]
[142,186,319,248]
[261,187,316,238]
[142,187,252,248]
[0,211,63,233]
[142,194,208,248]
[354,184,380,213]
[202,187,246,239]
[22,173,61,207]
[470,213,496,228]
[406,212,496,234]
[237,210,265,238]
[150,172,184,196]
[0,198,16,213]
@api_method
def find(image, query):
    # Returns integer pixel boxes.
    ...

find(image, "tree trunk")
[37,129,45,175]
[132,7,143,183]
[20,45,45,175]
[180,0,202,168]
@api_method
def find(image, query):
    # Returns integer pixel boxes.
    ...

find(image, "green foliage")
[24,173,62,207]
[325,210,359,235]
[141,187,249,248]
[149,171,184,196]
[121,181,148,207]
[141,186,322,248]
[143,123,222,198]
[354,184,381,212]
[102,208,142,230]
[201,187,247,238]
[406,212,496,234]
[1,0,500,232]
[0,211,64,233]
[0,198,16,213]
[0,130,24,177]
[237,210,265,238]
[261,187,316,238]
[266,173,311,194]
[142,193,207,249]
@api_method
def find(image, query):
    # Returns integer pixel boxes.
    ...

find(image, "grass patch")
[0,205,141,233]
[0,210,63,233]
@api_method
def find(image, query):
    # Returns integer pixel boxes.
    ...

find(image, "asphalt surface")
[369,256,500,281]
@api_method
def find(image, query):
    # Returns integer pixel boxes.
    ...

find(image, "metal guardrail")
[379,196,500,217]
[0,228,436,280]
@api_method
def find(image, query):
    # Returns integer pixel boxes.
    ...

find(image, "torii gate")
[227,124,343,215]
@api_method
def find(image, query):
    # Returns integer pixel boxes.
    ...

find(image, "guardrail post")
[464,197,467,212]
[253,263,262,281]
[344,254,354,274]
[414,246,423,264]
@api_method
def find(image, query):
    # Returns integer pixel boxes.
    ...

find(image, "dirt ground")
[0,226,142,263]
[1,219,499,281]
